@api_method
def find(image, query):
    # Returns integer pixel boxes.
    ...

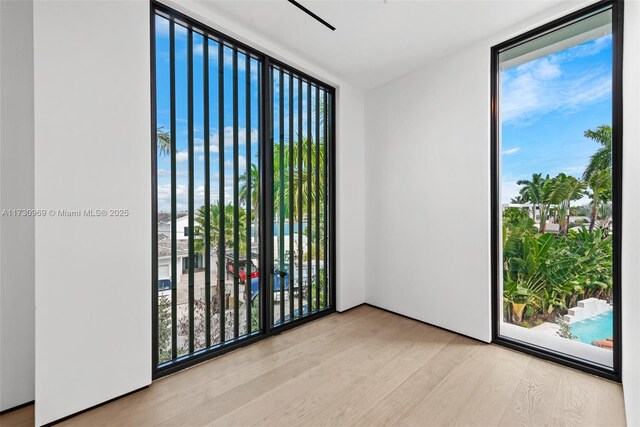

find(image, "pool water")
[570,310,613,345]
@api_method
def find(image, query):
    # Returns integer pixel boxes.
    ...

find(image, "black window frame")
[490,0,623,382]
[150,1,337,379]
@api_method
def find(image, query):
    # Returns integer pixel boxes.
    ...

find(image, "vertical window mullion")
[269,67,275,328]
[288,73,294,320]
[306,83,312,312]
[297,78,303,315]
[203,38,211,348]
[315,85,320,311]
[329,92,334,307]
[233,50,240,339]
[169,20,178,360]
[217,40,225,343]
[323,91,328,307]
[245,55,252,334]
[151,12,158,368]
[258,60,267,332]
[187,29,195,354]
[278,70,285,323]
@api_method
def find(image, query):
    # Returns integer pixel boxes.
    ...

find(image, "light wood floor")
[1,305,626,426]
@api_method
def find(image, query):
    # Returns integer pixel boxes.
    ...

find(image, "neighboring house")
[157,212,204,284]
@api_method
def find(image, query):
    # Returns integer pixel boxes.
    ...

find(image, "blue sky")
[500,34,613,204]
[155,15,322,213]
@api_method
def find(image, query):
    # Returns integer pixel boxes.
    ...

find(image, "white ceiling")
[199,0,583,90]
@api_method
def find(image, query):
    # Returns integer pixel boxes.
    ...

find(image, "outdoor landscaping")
[502,125,614,346]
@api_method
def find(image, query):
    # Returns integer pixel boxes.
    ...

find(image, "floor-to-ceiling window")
[270,64,333,327]
[492,1,622,379]
[152,3,335,377]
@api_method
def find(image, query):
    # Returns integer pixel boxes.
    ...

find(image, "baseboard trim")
[363,303,490,345]
[42,386,149,426]
[0,400,34,415]
[336,302,366,314]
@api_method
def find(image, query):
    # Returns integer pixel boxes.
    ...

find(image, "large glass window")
[270,66,332,327]
[152,4,335,376]
[492,2,622,377]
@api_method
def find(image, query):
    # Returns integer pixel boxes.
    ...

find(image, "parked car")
[225,251,259,283]
[273,262,316,293]
[249,276,260,301]
[157,279,171,296]
[248,261,319,302]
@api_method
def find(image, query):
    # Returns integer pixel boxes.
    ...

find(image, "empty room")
[1,0,639,425]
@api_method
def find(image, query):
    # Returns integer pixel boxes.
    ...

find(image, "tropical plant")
[251,297,260,332]
[577,202,612,236]
[503,274,544,323]
[272,136,326,219]
[547,173,586,234]
[556,317,578,340]
[502,124,615,328]
[157,127,171,156]
[517,173,562,233]
[239,163,259,242]
[158,296,172,362]
[177,298,212,352]
[587,169,612,233]
[583,125,612,182]
[193,202,248,255]
[502,211,613,323]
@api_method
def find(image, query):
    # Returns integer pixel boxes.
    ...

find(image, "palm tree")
[157,127,171,156]
[272,136,326,218]
[587,169,612,233]
[547,173,586,235]
[583,125,612,182]
[193,202,247,255]
[239,163,259,244]
[517,173,550,233]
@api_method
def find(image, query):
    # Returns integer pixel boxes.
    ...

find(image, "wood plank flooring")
[0,305,626,426]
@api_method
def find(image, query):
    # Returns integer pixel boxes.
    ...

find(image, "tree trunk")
[560,201,569,235]
[589,202,599,233]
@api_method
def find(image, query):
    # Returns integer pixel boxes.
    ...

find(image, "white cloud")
[502,65,611,125]
[502,147,520,155]
[176,150,189,163]
[211,127,259,147]
[224,155,247,169]
[194,142,219,155]
[157,183,188,211]
[532,58,561,80]
[172,128,257,165]
[501,36,612,126]
[560,34,612,61]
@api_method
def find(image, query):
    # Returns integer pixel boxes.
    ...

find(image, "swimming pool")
[570,310,613,345]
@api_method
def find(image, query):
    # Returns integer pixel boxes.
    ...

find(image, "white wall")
[160,0,367,312]
[0,0,35,412]
[365,42,493,341]
[335,84,366,311]
[364,1,599,343]
[622,1,640,425]
[33,1,152,425]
